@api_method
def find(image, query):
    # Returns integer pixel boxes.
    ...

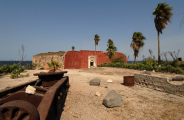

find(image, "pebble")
[107,79,113,83]
[95,92,101,97]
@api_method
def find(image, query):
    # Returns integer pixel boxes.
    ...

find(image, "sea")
[0,61,141,66]
[0,61,32,66]
[127,61,142,64]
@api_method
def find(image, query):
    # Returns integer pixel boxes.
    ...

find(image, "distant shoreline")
[0,61,142,66]
[0,60,32,61]
[0,61,32,66]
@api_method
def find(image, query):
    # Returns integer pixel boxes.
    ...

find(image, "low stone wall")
[134,73,184,96]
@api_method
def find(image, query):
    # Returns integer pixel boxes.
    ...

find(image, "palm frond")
[130,32,146,58]
[94,34,100,46]
[153,2,173,33]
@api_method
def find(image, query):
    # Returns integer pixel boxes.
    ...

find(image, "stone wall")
[134,73,184,96]
[32,51,67,69]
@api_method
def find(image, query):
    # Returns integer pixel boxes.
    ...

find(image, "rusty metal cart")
[0,71,69,120]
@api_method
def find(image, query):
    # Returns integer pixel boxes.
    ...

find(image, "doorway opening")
[90,61,94,67]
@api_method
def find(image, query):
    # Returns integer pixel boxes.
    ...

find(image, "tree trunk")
[134,55,136,64]
[95,45,97,67]
[158,31,161,65]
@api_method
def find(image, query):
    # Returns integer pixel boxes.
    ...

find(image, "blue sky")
[0,0,183,61]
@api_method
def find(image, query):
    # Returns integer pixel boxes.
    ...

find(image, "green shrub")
[136,63,144,70]
[0,65,10,74]
[10,69,20,79]
[24,73,29,77]
[47,61,59,71]
[174,67,184,74]
[19,74,24,78]
[10,66,24,79]
[179,63,184,70]
[10,74,17,79]
[24,63,32,70]
[98,61,184,74]
[0,64,24,75]
[112,56,125,63]
[142,58,157,66]
[9,64,19,72]
[20,73,29,78]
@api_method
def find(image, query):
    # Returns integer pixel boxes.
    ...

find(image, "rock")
[105,86,108,88]
[141,71,152,75]
[143,70,146,72]
[172,76,184,81]
[103,90,123,108]
[152,70,155,73]
[95,92,101,97]
[5,87,11,89]
[179,118,184,120]
[107,79,113,83]
[90,78,100,86]
[25,85,36,94]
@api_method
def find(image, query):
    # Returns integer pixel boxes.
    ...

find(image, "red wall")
[64,50,127,69]
[112,52,127,63]
[64,51,81,69]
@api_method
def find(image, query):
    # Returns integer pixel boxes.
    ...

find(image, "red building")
[64,50,127,69]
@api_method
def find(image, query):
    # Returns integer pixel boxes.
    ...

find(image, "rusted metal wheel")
[0,100,40,120]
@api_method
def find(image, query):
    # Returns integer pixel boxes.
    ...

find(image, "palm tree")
[130,32,146,64]
[153,2,173,65]
[94,34,100,67]
[72,46,75,51]
[106,39,117,63]
[47,61,59,72]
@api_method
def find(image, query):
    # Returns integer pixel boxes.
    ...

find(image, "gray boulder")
[172,76,184,81]
[141,71,152,75]
[103,90,123,108]
[90,78,100,86]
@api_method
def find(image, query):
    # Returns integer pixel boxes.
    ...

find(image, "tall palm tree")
[153,2,173,65]
[94,34,100,67]
[72,46,75,51]
[130,32,146,64]
[106,39,117,63]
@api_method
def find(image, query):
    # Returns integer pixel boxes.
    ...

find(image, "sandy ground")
[0,67,184,120]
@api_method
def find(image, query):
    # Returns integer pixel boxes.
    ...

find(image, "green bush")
[0,65,10,74]
[20,73,29,78]
[142,58,157,66]
[112,56,125,63]
[174,67,183,74]
[10,69,21,79]
[98,62,184,74]
[0,64,24,74]
[179,63,184,70]
[10,66,25,79]
[9,64,19,72]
